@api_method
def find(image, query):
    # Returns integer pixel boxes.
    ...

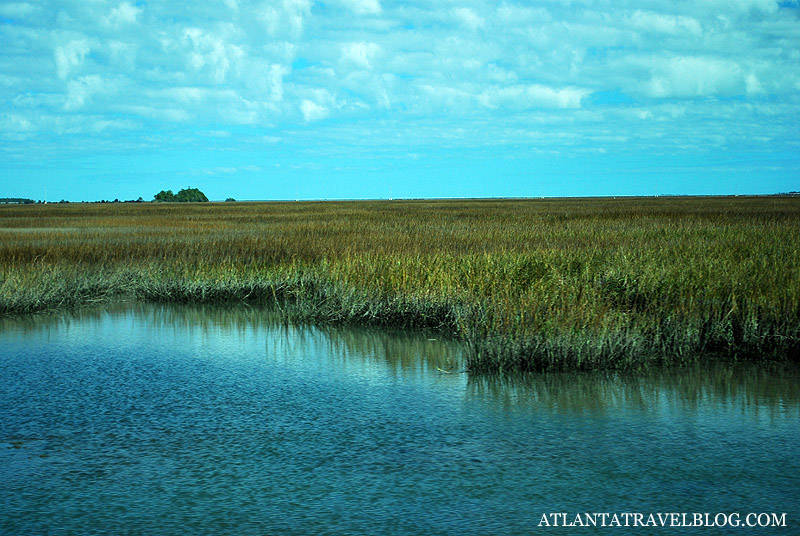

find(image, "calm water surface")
[1,304,798,535]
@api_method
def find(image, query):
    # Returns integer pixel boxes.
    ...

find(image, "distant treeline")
[0,198,36,204]
[1,190,215,204]
[3,198,147,204]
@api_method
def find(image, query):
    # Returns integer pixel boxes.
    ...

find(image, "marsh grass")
[1,197,798,371]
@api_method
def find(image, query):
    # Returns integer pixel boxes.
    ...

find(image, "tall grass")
[1,196,798,371]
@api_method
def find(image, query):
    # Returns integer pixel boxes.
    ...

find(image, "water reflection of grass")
[1,197,798,371]
[468,362,800,416]
[0,302,464,377]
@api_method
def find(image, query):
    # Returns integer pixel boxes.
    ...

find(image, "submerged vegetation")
[1,197,798,371]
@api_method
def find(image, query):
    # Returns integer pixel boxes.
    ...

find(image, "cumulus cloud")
[21,0,800,131]
[182,28,244,83]
[265,63,289,101]
[453,8,484,31]
[54,39,91,80]
[341,42,381,70]
[644,56,745,98]
[104,1,142,27]
[260,0,312,38]
[3,0,798,192]
[300,99,329,121]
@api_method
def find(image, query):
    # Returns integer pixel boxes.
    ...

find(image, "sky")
[1,0,799,202]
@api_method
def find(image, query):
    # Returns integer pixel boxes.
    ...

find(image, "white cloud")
[260,0,312,38]
[300,97,330,121]
[644,56,745,98]
[0,74,22,88]
[1,113,35,140]
[104,1,142,27]
[64,75,112,111]
[453,8,484,31]
[194,165,262,175]
[479,85,588,110]
[419,84,472,113]
[624,10,702,36]
[484,63,517,84]
[266,64,288,101]
[153,86,206,103]
[338,0,381,15]
[106,41,138,70]
[140,86,263,124]
[726,0,779,14]
[745,73,765,95]
[182,28,244,83]
[341,42,381,70]
[91,118,138,133]
[0,2,37,18]
[526,85,588,108]
[54,39,91,80]
[124,105,193,122]
[496,5,552,25]
[3,0,799,190]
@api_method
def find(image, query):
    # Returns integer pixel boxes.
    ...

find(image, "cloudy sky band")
[1,0,798,200]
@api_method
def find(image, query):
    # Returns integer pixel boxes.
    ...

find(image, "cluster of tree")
[0,198,36,204]
[153,188,209,203]
[58,198,146,204]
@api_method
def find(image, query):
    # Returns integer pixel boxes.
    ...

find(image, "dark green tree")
[154,190,175,202]
[175,188,209,202]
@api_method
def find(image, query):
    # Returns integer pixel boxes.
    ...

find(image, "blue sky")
[1,0,799,201]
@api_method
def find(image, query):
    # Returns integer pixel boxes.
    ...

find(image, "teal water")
[1,304,798,535]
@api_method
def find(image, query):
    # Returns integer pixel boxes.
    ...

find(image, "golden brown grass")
[1,196,798,370]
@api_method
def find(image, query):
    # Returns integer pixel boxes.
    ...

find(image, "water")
[1,304,798,535]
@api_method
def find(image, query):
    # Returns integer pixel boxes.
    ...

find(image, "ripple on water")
[1,303,798,535]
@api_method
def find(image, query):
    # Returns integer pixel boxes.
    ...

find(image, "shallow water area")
[1,303,798,535]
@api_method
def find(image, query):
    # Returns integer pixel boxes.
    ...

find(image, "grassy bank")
[1,197,798,371]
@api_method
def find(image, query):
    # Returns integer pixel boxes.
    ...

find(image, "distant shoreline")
[5,192,798,205]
